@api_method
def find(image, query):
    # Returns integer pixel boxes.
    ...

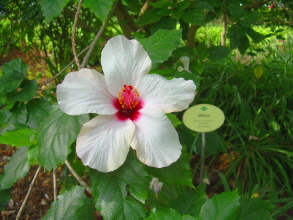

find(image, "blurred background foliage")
[1,0,293,219]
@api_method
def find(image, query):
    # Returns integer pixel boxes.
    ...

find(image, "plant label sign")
[183,104,225,132]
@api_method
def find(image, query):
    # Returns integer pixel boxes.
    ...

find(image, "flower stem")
[16,166,41,220]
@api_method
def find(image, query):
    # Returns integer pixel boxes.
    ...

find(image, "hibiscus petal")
[76,115,135,172]
[131,107,181,168]
[57,68,117,115]
[135,74,196,113]
[101,35,152,96]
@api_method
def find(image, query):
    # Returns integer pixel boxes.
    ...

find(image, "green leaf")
[41,0,69,22]
[247,28,265,43]
[0,108,7,126]
[227,25,238,38]
[139,29,182,68]
[195,42,208,60]
[138,9,162,26]
[182,9,205,26]
[0,58,26,93]
[2,58,27,78]
[90,152,148,220]
[148,1,170,9]
[207,46,231,60]
[148,150,193,187]
[191,61,205,75]
[182,215,196,220]
[171,10,183,20]
[0,72,24,93]
[83,0,114,21]
[237,198,274,220]
[43,186,86,220]
[0,129,37,146]
[28,146,39,165]
[10,79,38,102]
[146,182,185,208]
[228,3,245,19]
[149,69,174,77]
[175,70,201,88]
[150,16,177,34]
[238,36,249,55]
[0,189,11,211]
[76,197,94,220]
[145,208,183,220]
[0,147,30,190]
[230,37,239,50]
[196,1,214,11]
[26,99,52,129]
[36,105,89,170]
[199,189,240,220]
[176,1,190,11]
[167,114,182,127]
[240,13,263,27]
[8,102,28,125]
[170,187,207,217]
[2,102,28,133]
[205,10,216,23]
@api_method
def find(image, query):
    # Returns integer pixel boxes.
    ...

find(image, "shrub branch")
[115,0,138,38]
[39,46,90,87]
[81,0,119,68]
[71,0,83,69]
[65,160,92,194]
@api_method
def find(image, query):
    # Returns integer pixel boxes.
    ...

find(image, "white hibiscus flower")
[57,35,196,172]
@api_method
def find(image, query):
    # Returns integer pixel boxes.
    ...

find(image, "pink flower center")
[113,85,143,121]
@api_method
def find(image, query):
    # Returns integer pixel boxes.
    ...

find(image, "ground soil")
[0,145,104,220]
[1,145,56,219]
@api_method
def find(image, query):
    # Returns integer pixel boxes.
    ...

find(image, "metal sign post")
[199,132,206,185]
[183,104,225,186]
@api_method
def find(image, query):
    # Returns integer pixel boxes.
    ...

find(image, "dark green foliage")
[0,147,30,190]
[36,105,89,170]
[1,0,293,218]
[43,186,86,220]
[0,189,11,211]
[89,152,149,220]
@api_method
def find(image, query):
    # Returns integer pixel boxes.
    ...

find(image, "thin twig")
[80,0,119,68]
[65,160,91,194]
[71,0,83,69]
[53,169,57,201]
[39,45,90,87]
[16,166,42,220]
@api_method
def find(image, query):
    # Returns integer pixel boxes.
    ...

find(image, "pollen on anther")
[117,84,140,110]
[114,85,143,121]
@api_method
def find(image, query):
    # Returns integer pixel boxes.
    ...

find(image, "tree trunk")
[186,25,200,48]
[221,13,227,46]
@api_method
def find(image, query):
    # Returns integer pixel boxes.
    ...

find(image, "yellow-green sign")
[183,104,225,132]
